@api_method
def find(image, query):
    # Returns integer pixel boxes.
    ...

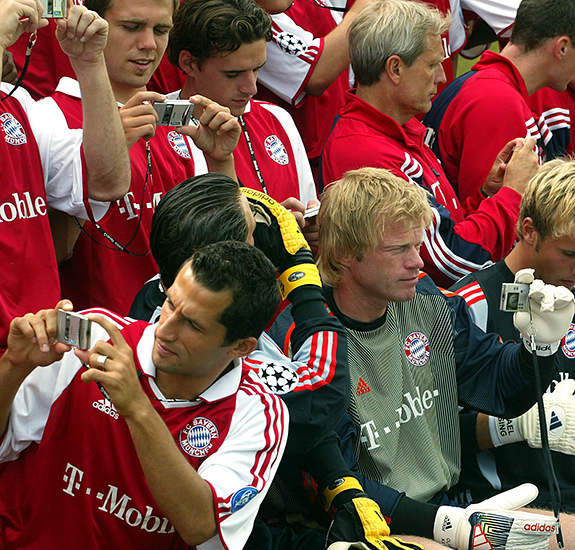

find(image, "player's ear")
[228,337,258,358]
[179,50,199,75]
[522,217,537,245]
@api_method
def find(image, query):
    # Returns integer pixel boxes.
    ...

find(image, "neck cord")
[239,115,268,195]
[72,140,153,257]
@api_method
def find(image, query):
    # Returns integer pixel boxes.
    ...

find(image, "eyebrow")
[118,18,173,28]
[166,294,207,332]
[224,61,267,74]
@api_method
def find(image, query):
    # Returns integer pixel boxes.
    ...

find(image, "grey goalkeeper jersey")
[342,287,461,501]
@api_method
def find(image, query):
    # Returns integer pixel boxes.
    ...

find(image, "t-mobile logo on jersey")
[62,463,175,534]
[116,191,162,220]
[0,192,47,223]
[360,386,440,449]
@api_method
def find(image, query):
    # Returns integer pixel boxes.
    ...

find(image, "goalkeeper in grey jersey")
[269,167,575,550]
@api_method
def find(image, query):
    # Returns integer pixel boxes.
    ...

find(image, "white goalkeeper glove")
[489,378,575,454]
[433,484,558,550]
[512,268,575,356]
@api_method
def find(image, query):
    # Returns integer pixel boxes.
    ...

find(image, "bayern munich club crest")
[179,417,219,457]
[167,131,191,159]
[1,113,27,145]
[562,323,575,359]
[404,331,431,367]
[264,135,289,165]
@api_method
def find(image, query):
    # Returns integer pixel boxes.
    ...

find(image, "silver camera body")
[153,100,195,126]
[57,309,92,349]
[40,0,67,18]
[500,282,530,312]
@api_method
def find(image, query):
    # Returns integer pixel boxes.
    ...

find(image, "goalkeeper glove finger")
[512,269,575,356]
[433,484,558,550]
[324,478,423,550]
[489,378,575,454]
[241,187,321,299]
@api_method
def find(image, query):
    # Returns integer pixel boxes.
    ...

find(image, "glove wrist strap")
[323,477,363,510]
[278,264,322,300]
[488,415,524,447]
[522,337,559,357]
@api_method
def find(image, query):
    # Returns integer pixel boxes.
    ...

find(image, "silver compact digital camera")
[500,283,530,312]
[153,100,195,126]
[40,0,67,18]
[57,309,92,349]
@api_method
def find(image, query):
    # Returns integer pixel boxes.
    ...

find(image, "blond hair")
[517,158,575,242]
[318,167,433,286]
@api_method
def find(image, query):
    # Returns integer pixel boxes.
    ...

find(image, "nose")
[137,28,158,52]
[436,64,447,85]
[156,302,178,341]
[407,246,425,270]
[239,72,258,97]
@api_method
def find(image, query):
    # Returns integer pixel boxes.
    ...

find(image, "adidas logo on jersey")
[356,378,372,396]
[93,398,119,420]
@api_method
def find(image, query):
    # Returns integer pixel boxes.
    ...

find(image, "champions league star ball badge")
[1,113,27,146]
[179,417,219,458]
[404,332,430,367]
[259,362,299,394]
[276,32,307,56]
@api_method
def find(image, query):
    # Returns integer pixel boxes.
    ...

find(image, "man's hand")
[76,315,148,419]
[433,484,557,550]
[5,300,74,373]
[512,268,575,356]
[0,0,47,51]
[177,95,241,164]
[241,187,321,300]
[2,49,18,84]
[120,90,165,148]
[490,379,575,454]
[56,5,107,64]
[482,137,538,198]
[325,477,424,550]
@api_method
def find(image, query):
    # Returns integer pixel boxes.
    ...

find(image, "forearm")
[0,354,33,437]
[124,402,217,546]
[304,0,371,96]
[206,153,237,182]
[71,56,131,201]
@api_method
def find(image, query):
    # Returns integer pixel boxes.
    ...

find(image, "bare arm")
[56,6,131,201]
[78,316,217,546]
[304,0,375,96]
[476,413,494,451]
[0,300,73,437]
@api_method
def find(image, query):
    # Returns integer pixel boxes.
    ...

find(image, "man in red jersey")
[0,0,130,351]
[50,0,241,315]
[0,241,288,549]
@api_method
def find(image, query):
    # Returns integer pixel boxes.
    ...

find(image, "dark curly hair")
[167,0,272,69]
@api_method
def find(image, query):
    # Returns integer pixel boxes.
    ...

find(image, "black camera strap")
[0,32,36,102]
[529,329,564,548]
